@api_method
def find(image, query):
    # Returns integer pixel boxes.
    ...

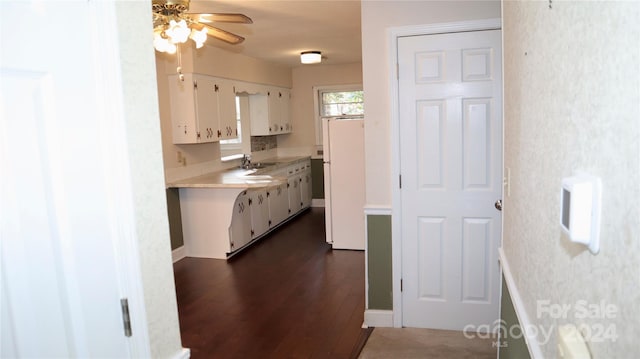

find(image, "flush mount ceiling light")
[300,51,322,64]
[152,0,252,54]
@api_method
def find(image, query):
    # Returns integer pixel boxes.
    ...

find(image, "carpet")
[358,327,497,359]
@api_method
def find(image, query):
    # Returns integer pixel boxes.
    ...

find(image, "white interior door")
[398,30,502,330]
[1,1,147,356]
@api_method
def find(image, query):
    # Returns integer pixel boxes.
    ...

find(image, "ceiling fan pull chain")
[177,44,184,81]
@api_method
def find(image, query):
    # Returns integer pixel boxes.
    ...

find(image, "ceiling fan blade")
[199,23,245,45]
[188,13,253,24]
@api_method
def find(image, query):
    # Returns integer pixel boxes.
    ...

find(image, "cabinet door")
[248,188,269,239]
[288,175,302,216]
[168,73,199,144]
[300,167,312,209]
[268,90,281,134]
[229,191,251,253]
[217,79,237,141]
[194,74,220,143]
[281,89,292,133]
[267,184,288,227]
[249,93,271,135]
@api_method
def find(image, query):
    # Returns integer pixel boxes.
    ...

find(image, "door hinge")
[193,80,197,90]
[400,279,403,292]
[399,174,402,189]
[396,63,399,79]
[120,298,132,337]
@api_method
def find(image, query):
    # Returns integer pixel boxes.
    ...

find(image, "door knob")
[495,199,502,211]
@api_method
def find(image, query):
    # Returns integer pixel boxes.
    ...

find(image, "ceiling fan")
[152,0,252,54]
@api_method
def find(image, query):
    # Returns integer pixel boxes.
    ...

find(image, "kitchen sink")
[240,162,277,170]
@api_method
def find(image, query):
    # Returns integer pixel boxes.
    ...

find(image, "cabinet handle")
[217,130,221,137]
[248,198,252,206]
[214,84,219,92]
[197,131,201,139]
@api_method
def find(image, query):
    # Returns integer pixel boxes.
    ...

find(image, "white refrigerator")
[322,118,365,250]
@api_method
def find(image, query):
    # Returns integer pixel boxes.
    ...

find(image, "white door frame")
[89,1,150,355]
[389,18,502,328]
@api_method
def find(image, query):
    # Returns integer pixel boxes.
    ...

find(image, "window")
[320,90,364,117]
[314,85,364,147]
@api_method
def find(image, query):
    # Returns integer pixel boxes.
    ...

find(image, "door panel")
[463,98,492,189]
[1,1,145,356]
[399,29,502,330]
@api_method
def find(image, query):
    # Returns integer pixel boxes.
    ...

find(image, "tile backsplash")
[251,136,278,152]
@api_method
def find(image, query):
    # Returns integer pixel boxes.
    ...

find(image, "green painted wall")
[367,214,393,310]
[166,188,184,250]
[499,277,531,359]
[311,158,324,199]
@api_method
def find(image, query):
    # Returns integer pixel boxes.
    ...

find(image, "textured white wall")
[361,0,501,206]
[503,1,640,356]
[115,2,183,358]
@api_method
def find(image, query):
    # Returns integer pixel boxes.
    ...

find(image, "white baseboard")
[499,248,542,359]
[364,309,394,327]
[311,199,325,207]
[171,347,190,359]
[172,246,186,263]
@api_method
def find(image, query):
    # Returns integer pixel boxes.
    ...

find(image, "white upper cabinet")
[168,73,237,144]
[249,87,291,136]
[217,78,238,141]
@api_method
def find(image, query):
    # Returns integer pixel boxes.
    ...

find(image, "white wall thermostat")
[560,174,602,254]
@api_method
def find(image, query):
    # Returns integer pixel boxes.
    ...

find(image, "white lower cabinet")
[229,190,251,252]
[248,188,269,239]
[179,159,313,259]
[267,183,289,228]
[287,175,302,216]
[301,169,312,209]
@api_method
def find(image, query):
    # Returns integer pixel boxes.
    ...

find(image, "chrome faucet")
[241,154,251,169]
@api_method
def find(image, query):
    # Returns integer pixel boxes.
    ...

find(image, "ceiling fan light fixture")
[166,19,191,43]
[153,30,177,54]
[151,0,251,54]
[301,51,321,64]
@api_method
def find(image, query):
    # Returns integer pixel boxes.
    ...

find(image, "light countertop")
[166,156,310,189]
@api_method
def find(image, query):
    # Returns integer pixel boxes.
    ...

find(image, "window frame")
[313,84,363,147]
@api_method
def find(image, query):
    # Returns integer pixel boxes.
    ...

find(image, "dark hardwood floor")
[173,207,367,359]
